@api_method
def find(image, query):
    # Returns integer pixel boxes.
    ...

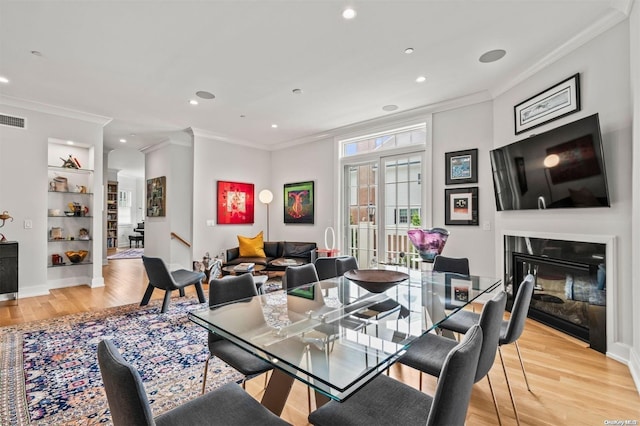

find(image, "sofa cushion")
[264,241,281,258]
[283,242,316,258]
[238,232,265,258]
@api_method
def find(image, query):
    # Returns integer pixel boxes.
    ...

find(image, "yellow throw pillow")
[238,232,266,258]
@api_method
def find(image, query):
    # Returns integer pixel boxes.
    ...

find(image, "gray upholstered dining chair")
[399,291,508,425]
[140,256,206,313]
[308,324,483,426]
[335,256,358,276]
[438,274,535,425]
[432,254,470,275]
[314,257,338,280]
[97,339,289,426]
[202,274,273,394]
[284,263,319,290]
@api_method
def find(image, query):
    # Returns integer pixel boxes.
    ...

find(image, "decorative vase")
[407,228,450,262]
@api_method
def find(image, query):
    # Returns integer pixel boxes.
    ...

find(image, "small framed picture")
[445,149,478,185]
[514,73,581,135]
[449,279,472,307]
[445,187,479,226]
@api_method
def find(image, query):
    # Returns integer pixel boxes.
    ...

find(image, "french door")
[344,151,425,269]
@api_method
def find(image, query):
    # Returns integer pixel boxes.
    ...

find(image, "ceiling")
[0,1,632,153]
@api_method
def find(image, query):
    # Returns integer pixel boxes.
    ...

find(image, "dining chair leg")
[419,371,423,391]
[486,373,502,426]
[498,347,521,425]
[514,341,531,391]
[201,356,210,394]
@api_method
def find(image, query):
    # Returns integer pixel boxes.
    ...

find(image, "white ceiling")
[0,0,632,154]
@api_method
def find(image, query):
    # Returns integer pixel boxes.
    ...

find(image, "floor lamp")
[258,189,274,240]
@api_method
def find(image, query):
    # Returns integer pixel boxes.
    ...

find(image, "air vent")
[0,114,26,129]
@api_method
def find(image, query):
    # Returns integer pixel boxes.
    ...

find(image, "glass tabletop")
[188,269,501,402]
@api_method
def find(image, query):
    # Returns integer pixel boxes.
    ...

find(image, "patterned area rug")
[107,248,144,260]
[0,297,243,425]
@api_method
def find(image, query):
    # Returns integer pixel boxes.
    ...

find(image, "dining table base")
[261,369,330,415]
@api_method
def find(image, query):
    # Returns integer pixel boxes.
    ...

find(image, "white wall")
[628,0,640,394]
[191,131,272,261]
[432,101,495,277]
[270,138,335,246]
[143,137,193,270]
[493,21,633,360]
[0,100,107,297]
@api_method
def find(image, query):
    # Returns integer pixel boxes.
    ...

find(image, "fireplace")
[505,235,607,353]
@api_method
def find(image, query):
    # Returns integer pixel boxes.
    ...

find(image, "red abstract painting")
[217,181,254,224]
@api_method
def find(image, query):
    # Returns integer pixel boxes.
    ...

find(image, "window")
[341,122,428,269]
[118,190,132,224]
[341,124,426,158]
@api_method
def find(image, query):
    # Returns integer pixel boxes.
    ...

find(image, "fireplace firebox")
[506,236,606,353]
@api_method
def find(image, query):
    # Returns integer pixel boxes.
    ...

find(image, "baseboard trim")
[629,347,640,395]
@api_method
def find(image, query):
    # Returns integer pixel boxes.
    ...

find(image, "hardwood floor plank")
[1,253,638,425]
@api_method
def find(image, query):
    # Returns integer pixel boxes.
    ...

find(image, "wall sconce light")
[258,189,274,240]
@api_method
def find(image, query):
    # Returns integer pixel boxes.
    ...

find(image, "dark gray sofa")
[225,241,317,272]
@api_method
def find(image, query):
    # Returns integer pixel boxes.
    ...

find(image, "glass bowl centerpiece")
[407,228,450,262]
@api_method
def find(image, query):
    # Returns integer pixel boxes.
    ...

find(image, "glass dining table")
[188,268,501,415]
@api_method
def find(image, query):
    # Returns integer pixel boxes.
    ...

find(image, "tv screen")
[490,113,610,211]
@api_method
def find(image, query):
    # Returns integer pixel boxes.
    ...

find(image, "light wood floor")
[1,252,638,425]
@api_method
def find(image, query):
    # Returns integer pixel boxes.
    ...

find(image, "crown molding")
[189,127,267,151]
[0,95,112,126]
[269,90,493,151]
[491,2,632,98]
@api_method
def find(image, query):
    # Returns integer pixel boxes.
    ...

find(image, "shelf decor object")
[283,181,314,224]
[47,157,94,270]
[217,180,254,224]
[407,228,450,263]
[445,149,478,185]
[445,187,479,226]
[65,250,88,264]
[514,73,581,135]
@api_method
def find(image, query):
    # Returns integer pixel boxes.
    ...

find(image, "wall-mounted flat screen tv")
[490,113,610,211]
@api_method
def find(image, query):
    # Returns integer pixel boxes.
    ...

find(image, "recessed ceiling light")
[189,99,199,105]
[119,138,127,143]
[416,76,426,83]
[271,124,278,129]
[66,140,74,145]
[382,105,398,112]
[31,50,42,56]
[292,88,303,95]
[342,7,356,19]
[0,76,8,84]
[479,49,506,63]
[196,90,215,99]
[404,48,414,54]
[240,115,246,118]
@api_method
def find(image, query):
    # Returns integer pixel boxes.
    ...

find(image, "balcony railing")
[348,224,421,270]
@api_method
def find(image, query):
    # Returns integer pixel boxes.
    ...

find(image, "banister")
[170,232,191,248]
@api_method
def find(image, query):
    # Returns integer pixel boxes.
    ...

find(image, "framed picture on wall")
[146,176,166,217]
[514,73,581,135]
[217,181,255,224]
[445,149,478,185]
[284,181,314,224]
[445,187,479,226]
